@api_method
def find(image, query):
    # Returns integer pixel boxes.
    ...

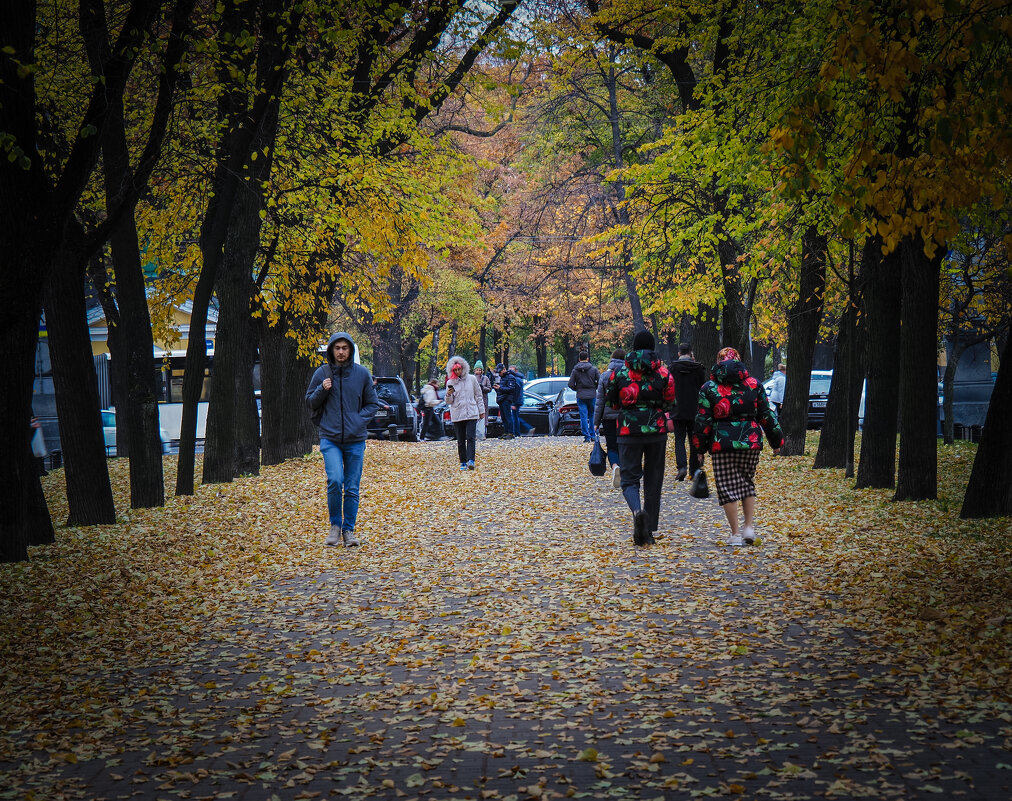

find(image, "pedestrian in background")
[446,356,484,470]
[693,347,783,547]
[494,363,517,438]
[593,348,626,488]
[669,343,706,481]
[606,331,676,546]
[568,351,600,442]
[305,332,381,548]
[507,365,535,437]
[30,415,48,477]
[473,361,492,440]
[768,362,787,413]
[420,377,442,441]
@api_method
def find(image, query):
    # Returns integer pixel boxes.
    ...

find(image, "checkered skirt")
[711,448,761,505]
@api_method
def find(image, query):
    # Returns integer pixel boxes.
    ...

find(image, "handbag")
[689,468,709,499]
[31,427,48,458]
[588,438,606,476]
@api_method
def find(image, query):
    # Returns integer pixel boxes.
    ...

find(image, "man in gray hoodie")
[568,351,600,442]
[306,332,381,547]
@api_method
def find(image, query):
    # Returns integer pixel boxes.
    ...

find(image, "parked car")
[763,370,833,428]
[444,389,548,437]
[102,409,170,456]
[368,376,417,441]
[524,376,570,401]
[547,389,582,436]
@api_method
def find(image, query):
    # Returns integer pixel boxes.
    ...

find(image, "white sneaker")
[743,526,756,545]
[325,525,342,547]
[729,532,743,546]
[612,464,622,489]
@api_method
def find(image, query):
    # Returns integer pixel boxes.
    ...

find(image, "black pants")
[454,419,477,463]
[423,408,442,439]
[671,419,700,473]
[618,437,667,533]
[600,419,619,467]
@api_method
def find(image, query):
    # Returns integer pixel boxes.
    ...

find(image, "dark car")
[547,389,582,436]
[368,376,417,441]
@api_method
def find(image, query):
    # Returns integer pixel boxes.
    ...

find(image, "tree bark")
[894,236,942,501]
[718,236,751,360]
[960,334,1012,517]
[428,327,442,380]
[780,226,828,456]
[813,293,866,469]
[258,319,315,466]
[43,245,117,526]
[693,304,722,372]
[203,191,261,484]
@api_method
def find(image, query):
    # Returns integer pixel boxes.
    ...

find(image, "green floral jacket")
[605,349,676,438]
[692,361,784,453]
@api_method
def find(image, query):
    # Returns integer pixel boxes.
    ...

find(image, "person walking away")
[509,365,536,436]
[768,362,787,413]
[446,356,484,470]
[593,348,626,488]
[420,377,442,441]
[569,351,600,442]
[693,347,783,546]
[494,364,516,438]
[605,331,676,546]
[306,332,381,547]
[670,343,706,481]
[473,361,492,440]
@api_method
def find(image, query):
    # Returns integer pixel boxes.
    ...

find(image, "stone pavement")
[2,438,1010,800]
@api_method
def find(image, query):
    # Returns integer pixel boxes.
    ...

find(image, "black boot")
[633,510,650,546]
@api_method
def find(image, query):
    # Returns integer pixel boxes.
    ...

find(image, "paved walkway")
[3,439,1009,800]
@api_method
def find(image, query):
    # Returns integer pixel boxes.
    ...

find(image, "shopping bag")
[689,468,710,499]
[588,438,606,476]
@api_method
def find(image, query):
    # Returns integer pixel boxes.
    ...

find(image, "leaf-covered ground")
[2,435,1010,800]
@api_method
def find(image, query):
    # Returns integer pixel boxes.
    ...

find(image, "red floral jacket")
[692,360,784,453]
[605,349,676,438]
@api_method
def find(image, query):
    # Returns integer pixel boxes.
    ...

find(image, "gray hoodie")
[305,332,381,444]
[593,357,626,427]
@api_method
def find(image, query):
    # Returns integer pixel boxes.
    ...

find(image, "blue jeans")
[577,398,595,440]
[320,438,366,532]
[510,406,531,434]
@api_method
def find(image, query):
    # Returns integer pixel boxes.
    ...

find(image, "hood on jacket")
[605,357,625,371]
[573,361,596,372]
[672,358,704,375]
[711,359,750,385]
[326,331,357,366]
[626,349,663,374]
[446,355,471,378]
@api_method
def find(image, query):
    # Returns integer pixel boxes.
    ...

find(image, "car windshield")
[809,377,832,395]
[375,382,405,402]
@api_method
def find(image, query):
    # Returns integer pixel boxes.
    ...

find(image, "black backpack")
[309,364,333,427]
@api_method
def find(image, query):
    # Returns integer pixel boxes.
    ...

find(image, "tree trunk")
[478,322,488,370]
[428,327,442,380]
[447,321,459,361]
[693,303,721,372]
[813,296,865,469]
[718,236,751,360]
[203,191,261,484]
[535,329,548,377]
[856,236,902,488]
[43,246,117,526]
[96,84,165,507]
[960,333,1012,517]
[942,344,963,445]
[894,236,942,501]
[751,342,769,383]
[259,319,315,466]
[780,226,828,456]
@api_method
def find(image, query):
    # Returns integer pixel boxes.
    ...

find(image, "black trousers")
[454,419,477,463]
[671,419,700,472]
[618,437,667,532]
[600,419,619,467]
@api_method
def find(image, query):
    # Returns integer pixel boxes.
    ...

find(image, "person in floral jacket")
[693,347,784,546]
[605,330,676,546]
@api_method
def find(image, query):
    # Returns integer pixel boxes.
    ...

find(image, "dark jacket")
[496,370,521,407]
[692,360,784,454]
[593,357,626,427]
[604,349,676,441]
[568,361,601,400]
[670,358,706,420]
[305,332,382,444]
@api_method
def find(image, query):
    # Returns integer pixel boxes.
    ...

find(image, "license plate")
[812,401,826,408]
[374,409,389,418]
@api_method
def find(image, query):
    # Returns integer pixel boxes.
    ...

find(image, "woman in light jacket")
[445,356,484,470]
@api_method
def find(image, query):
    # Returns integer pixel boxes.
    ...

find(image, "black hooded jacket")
[305,332,381,444]
[671,358,706,420]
